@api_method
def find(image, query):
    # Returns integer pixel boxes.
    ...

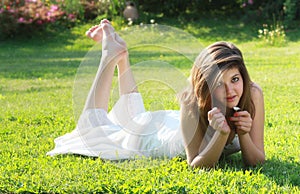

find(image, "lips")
[226,95,236,102]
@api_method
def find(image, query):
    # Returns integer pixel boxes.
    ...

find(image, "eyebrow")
[232,73,240,77]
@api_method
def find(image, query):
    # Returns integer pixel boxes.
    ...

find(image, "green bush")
[258,21,287,46]
[0,0,115,39]
[1,0,298,39]
[283,0,299,27]
[0,0,79,38]
[137,0,242,18]
[241,0,300,28]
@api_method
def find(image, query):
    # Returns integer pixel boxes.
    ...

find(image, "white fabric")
[47,93,240,160]
[47,93,185,159]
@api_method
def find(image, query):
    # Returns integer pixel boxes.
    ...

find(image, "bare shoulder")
[250,82,265,120]
[251,82,263,99]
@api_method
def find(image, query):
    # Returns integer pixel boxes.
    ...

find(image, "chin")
[226,102,239,109]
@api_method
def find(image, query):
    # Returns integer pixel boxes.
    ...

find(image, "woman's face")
[213,67,244,109]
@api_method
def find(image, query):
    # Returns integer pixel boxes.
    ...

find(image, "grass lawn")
[0,17,299,193]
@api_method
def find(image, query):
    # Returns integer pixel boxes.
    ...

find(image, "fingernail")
[234,113,238,117]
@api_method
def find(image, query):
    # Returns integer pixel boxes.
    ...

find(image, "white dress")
[47,93,240,160]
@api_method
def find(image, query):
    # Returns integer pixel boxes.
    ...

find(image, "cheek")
[237,82,244,95]
[213,87,225,99]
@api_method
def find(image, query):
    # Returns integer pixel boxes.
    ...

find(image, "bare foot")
[85,25,103,42]
[101,22,127,64]
[85,19,112,42]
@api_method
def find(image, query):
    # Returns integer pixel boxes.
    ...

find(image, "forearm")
[191,131,229,168]
[238,133,265,166]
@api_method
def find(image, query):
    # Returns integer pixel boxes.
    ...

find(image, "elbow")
[244,154,266,167]
[188,156,217,169]
[190,161,216,169]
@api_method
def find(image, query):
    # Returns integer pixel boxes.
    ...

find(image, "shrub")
[0,0,79,38]
[283,0,299,27]
[258,20,287,46]
[0,0,126,39]
[241,0,300,28]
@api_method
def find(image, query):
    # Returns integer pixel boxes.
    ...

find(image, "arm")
[180,105,230,168]
[231,84,265,166]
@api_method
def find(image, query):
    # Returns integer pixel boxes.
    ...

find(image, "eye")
[232,76,239,83]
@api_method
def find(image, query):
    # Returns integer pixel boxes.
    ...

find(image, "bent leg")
[84,21,125,111]
[115,33,138,95]
[83,20,139,112]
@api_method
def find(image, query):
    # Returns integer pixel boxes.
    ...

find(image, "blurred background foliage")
[0,0,299,39]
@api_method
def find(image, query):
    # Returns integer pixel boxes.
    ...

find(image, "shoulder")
[250,82,263,100]
[180,102,199,123]
[250,82,265,117]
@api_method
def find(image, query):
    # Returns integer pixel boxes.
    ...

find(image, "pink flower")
[68,13,75,19]
[9,9,15,13]
[36,20,43,25]
[18,17,25,23]
[50,18,56,23]
[50,5,59,12]
[248,0,253,5]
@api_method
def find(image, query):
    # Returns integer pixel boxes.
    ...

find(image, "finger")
[233,111,250,117]
[236,125,251,133]
[232,117,252,125]
[234,118,252,126]
[235,122,251,131]
[217,118,226,129]
[235,124,251,131]
[210,115,226,130]
[229,116,239,122]
[230,113,252,123]
[214,112,225,120]
[216,116,225,124]
[208,107,220,120]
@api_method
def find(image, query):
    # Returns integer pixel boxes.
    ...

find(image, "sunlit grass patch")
[0,18,299,193]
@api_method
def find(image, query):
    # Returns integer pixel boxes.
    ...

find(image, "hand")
[208,107,230,135]
[230,111,252,135]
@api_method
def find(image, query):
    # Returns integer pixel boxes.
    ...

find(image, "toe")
[85,25,99,36]
[85,30,92,37]
[101,19,111,25]
[102,23,115,40]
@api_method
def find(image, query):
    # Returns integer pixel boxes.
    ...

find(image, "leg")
[83,21,122,111]
[115,34,138,95]
[83,20,137,111]
[97,21,138,95]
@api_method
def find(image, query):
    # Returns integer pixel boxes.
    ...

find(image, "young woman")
[47,19,265,168]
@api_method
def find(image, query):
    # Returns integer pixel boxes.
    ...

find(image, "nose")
[224,83,233,94]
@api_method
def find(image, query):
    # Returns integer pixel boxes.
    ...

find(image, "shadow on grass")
[0,28,90,79]
[261,157,300,187]
[219,153,300,187]
[158,17,258,43]
[0,56,83,79]
[159,17,300,43]
[2,17,299,80]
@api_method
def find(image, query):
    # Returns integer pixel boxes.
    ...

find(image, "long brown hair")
[180,41,255,134]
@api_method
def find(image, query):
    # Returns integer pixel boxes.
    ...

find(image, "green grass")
[0,18,300,193]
